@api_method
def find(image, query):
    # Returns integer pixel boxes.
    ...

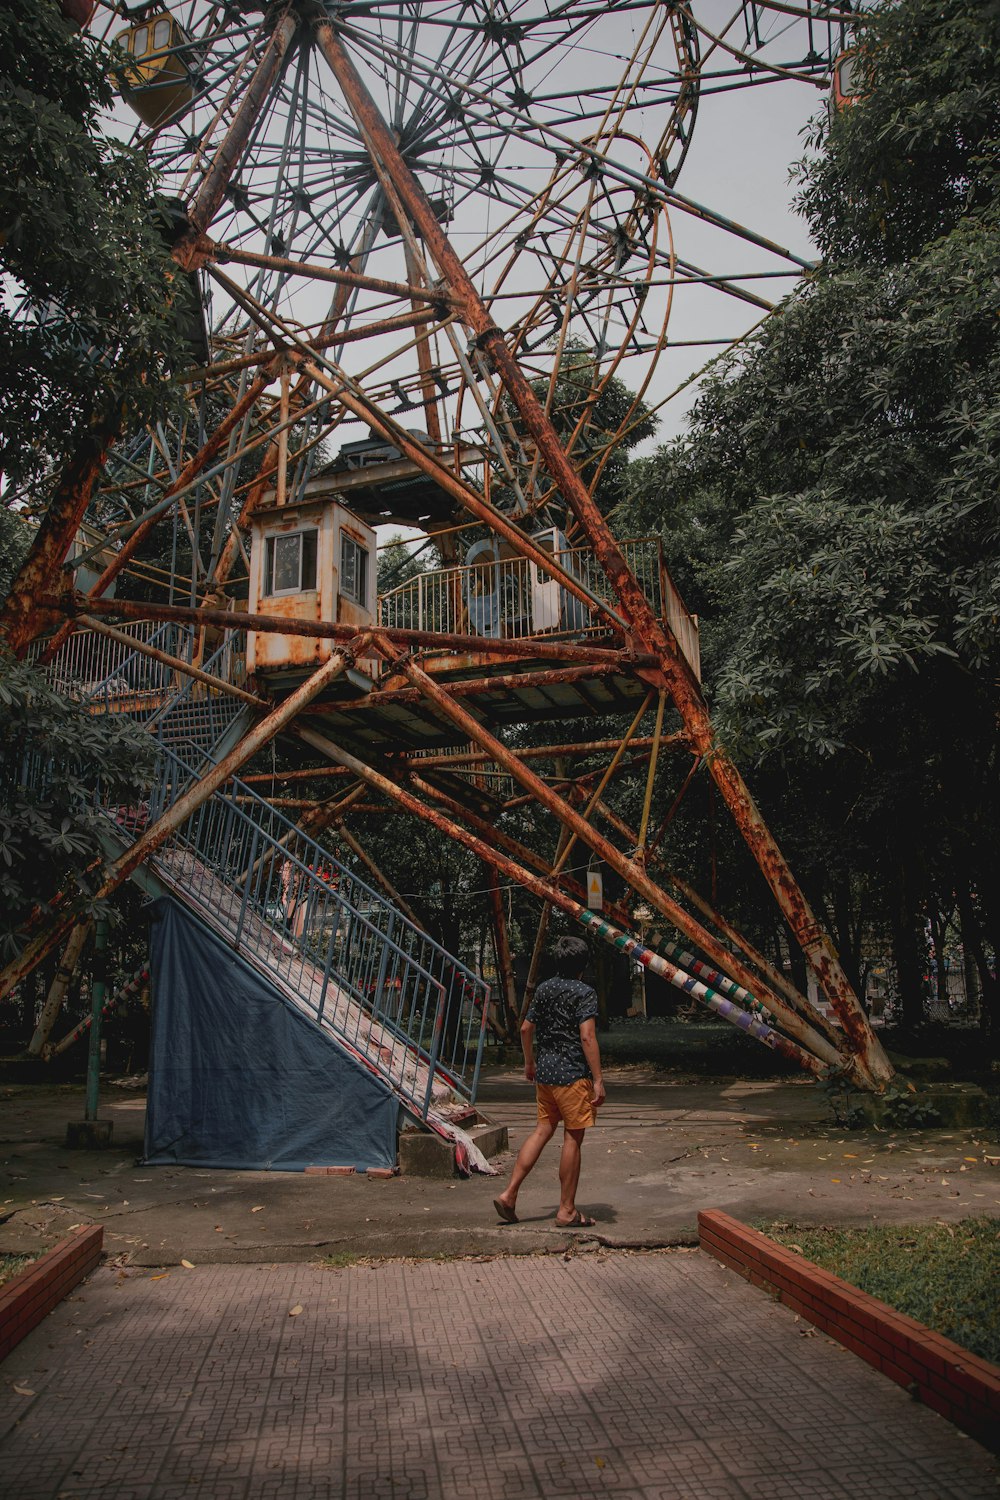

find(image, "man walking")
[493,935,605,1227]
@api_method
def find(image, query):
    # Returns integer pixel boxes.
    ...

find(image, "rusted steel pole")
[646,751,703,860]
[39,373,272,667]
[0,409,122,654]
[102,633,372,894]
[404,774,599,916]
[193,237,456,307]
[484,864,519,1038]
[87,373,272,601]
[0,633,372,1002]
[637,691,667,856]
[393,657,844,1071]
[240,733,682,782]
[179,10,299,249]
[17,14,296,658]
[50,962,149,1058]
[312,21,655,638]
[403,238,445,446]
[77,616,265,708]
[51,594,651,669]
[664,871,838,1039]
[294,724,828,1079]
[587,792,827,1038]
[27,921,93,1056]
[210,258,623,630]
[188,306,440,382]
[329,821,426,932]
[314,16,892,1084]
[550,695,653,880]
[585,794,838,1043]
[404,734,683,769]
[520,820,572,1024]
[305,661,631,713]
[400,770,636,930]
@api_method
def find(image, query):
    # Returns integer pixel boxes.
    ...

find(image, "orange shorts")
[536,1077,596,1130]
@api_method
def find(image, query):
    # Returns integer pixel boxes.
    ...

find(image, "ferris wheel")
[63,0,856,588]
[11,1,897,1094]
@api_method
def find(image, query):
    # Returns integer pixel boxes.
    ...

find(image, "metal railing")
[39,619,197,718]
[147,630,249,764]
[378,536,701,678]
[34,615,491,1113]
[107,743,490,1115]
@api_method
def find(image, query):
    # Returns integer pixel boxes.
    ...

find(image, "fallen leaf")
[594,1456,606,1469]
[251,1206,264,1213]
[13,1384,36,1396]
[289,1304,304,1317]
[180,1259,195,1270]
[831,1178,841,1184]
[149,1273,169,1281]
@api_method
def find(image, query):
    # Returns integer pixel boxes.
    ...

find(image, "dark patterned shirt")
[527,977,599,1086]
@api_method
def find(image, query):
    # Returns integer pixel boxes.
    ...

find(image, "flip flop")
[493,1198,518,1224]
[554,1211,597,1228]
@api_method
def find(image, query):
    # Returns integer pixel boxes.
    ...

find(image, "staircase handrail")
[146,736,487,1006]
[105,737,489,1109]
[37,619,195,708]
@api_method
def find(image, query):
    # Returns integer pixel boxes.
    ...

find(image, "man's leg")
[494,1116,557,1215]
[555,1126,586,1223]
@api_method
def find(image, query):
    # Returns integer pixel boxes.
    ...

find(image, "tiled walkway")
[1,1250,996,1499]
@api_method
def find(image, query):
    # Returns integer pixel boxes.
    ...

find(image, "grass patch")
[318,1252,364,1270]
[0,1254,32,1287]
[767,1218,1000,1365]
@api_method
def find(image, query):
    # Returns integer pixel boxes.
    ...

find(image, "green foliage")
[0,651,155,958]
[769,1218,1000,1364]
[821,1075,868,1130]
[0,1253,32,1287]
[0,510,32,600]
[619,0,1000,1026]
[0,0,188,491]
[822,1076,944,1129]
[500,342,657,521]
[540,345,658,516]
[376,533,439,596]
[798,0,1000,268]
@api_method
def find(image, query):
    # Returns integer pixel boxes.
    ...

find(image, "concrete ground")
[2,1064,998,1265]
[2,1249,997,1499]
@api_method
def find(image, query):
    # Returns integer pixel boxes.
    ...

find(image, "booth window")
[340,533,368,605]
[263,529,317,596]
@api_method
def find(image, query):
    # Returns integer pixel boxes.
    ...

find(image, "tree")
[0,650,155,962]
[621,0,1000,1032]
[0,0,189,648]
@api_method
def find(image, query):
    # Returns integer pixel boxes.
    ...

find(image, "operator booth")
[247,496,376,679]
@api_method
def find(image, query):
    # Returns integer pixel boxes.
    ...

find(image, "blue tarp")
[146,898,399,1172]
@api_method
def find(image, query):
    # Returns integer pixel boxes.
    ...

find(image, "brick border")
[698,1209,1000,1452]
[0,1225,103,1364]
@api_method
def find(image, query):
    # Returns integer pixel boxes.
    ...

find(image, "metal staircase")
[40,623,492,1151]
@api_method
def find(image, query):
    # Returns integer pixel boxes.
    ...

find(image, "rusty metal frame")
[309,17,891,1087]
[3,8,893,1089]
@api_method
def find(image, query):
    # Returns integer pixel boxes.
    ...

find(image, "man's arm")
[520,1018,536,1082]
[579,1017,605,1106]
